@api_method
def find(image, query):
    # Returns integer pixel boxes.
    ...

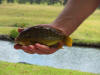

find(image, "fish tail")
[64,37,72,47]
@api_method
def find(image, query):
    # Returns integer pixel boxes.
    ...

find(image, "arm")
[14,0,100,54]
[52,0,100,36]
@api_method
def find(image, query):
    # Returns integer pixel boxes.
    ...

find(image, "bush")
[10,29,19,39]
[13,23,28,28]
[0,0,2,4]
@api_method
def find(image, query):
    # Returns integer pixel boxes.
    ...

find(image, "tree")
[18,0,27,4]
[35,0,42,4]
[48,0,56,5]
[63,0,67,5]
[0,0,2,4]
[29,0,33,4]
[7,0,14,3]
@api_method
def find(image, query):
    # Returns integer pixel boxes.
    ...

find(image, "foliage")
[0,4,100,45]
[18,0,28,4]
[13,23,28,28]
[9,29,19,38]
[7,0,14,3]
[0,0,68,5]
[0,0,2,4]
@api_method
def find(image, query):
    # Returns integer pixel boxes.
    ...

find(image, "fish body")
[15,25,72,48]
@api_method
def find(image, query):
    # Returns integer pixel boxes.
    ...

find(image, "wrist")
[50,22,72,36]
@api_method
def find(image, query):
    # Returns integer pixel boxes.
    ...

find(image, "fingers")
[14,44,22,49]
[14,44,36,54]
[27,45,43,54]
[18,28,24,33]
[21,45,36,54]
[35,43,50,50]
[14,25,61,55]
[14,43,59,55]
[35,43,58,54]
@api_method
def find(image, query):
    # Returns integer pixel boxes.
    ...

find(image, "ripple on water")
[0,41,20,62]
[0,40,100,74]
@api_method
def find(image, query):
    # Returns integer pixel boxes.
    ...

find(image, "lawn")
[0,4,100,75]
[0,4,100,45]
[0,27,17,34]
[0,4,63,26]
[0,61,98,75]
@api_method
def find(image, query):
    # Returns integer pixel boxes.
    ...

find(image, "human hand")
[14,25,63,55]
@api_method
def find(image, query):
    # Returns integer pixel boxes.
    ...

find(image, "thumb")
[18,28,24,33]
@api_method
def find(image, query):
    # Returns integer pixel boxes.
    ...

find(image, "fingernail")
[18,28,24,32]
[14,44,21,49]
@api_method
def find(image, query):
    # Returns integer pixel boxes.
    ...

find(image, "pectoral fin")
[57,42,63,49]
[65,37,72,47]
[51,42,63,49]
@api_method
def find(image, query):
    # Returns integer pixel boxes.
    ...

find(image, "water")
[0,40,100,74]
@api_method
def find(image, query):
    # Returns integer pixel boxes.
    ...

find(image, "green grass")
[0,27,17,34]
[71,10,100,44]
[0,4,100,44]
[0,61,98,75]
[0,4,63,26]
[0,4,100,75]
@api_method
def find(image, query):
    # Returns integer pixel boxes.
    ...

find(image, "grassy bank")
[0,61,98,75]
[0,4,100,45]
[0,27,17,34]
[0,4,63,26]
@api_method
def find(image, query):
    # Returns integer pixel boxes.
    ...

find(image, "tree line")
[0,0,67,5]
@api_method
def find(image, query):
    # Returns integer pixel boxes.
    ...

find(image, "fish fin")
[50,42,63,49]
[57,42,63,49]
[64,37,72,47]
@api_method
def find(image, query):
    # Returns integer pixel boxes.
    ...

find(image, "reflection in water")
[0,40,100,73]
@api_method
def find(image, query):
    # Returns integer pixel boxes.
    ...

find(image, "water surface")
[0,40,100,74]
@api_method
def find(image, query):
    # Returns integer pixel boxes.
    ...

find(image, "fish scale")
[15,25,72,48]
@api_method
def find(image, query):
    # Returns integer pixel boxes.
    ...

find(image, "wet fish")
[15,25,72,49]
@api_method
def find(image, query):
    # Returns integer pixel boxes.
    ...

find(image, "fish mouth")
[15,38,18,44]
[15,38,25,45]
[15,41,25,46]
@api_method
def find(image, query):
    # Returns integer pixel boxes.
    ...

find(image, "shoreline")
[0,34,100,48]
[0,35,14,41]
[0,61,96,75]
[73,42,100,48]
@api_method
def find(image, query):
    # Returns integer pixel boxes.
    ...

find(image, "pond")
[0,40,100,74]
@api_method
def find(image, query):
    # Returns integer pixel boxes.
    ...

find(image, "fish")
[15,25,72,49]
